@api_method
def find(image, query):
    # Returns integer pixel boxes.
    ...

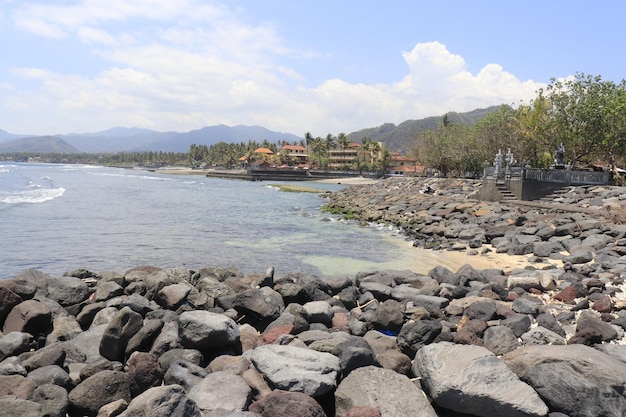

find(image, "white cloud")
[3,2,546,138]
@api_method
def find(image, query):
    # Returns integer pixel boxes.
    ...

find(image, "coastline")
[153,168,551,274]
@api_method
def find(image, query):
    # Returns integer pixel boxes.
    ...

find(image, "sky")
[1,0,625,137]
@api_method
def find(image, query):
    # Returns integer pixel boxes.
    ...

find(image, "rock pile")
[1,257,626,416]
[1,177,626,417]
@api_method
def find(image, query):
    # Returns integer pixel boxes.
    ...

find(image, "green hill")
[0,136,80,153]
[347,106,499,153]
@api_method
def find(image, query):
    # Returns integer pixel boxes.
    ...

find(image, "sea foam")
[0,187,66,204]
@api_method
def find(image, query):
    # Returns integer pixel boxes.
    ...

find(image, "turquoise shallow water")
[0,163,428,279]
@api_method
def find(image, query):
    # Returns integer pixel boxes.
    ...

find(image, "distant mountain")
[0,136,80,153]
[144,125,302,152]
[347,106,500,153]
[0,129,28,144]
[67,127,160,138]
[0,107,500,154]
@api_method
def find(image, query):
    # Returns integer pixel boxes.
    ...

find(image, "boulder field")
[1,177,626,416]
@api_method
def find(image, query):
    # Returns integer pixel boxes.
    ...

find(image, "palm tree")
[304,132,313,166]
[337,132,350,170]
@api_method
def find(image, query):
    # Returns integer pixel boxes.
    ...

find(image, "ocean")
[0,163,430,279]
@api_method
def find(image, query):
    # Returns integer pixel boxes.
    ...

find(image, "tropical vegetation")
[412,73,626,179]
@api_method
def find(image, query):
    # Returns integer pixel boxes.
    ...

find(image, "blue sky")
[1,0,624,137]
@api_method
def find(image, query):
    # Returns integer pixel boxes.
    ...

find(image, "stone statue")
[505,148,514,168]
[555,143,565,166]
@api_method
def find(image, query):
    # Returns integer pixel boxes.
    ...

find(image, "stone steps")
[496,181,516,201]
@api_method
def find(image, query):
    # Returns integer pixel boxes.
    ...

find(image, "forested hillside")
[347,106,499,152]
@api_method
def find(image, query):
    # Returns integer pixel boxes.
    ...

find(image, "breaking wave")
[0,187,66,204]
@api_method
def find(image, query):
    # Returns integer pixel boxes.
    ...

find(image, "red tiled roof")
[280,145,306,151]
[254,147,274,154]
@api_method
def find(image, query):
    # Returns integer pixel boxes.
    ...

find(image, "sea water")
[0,163,428,279]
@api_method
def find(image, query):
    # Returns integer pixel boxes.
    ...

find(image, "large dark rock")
[249,390,326,417]
[232,288,284,327]
[396,320,442,356]
[125,318,164,356]
[127,351,163,396]
[68,370,132,417]
[3,299,52,336]
[0,286,22,327]
[569,310,618,344]
[332,337,377,378]
[370,299,404,333]
[99,306,144,361]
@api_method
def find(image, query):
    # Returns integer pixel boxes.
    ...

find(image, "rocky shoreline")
[1,177,626,416]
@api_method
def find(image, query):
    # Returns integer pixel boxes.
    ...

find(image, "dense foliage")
[412,73,626,178]
[0,151,188,166]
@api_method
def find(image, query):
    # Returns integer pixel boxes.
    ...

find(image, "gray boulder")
[523,362,626,417]
[26,364,73,390]
[483,325,519,355]
[0,331,32,361]
[188,371,251,413]
[178,310,240,350]
[502,344,626,406]
[31,383,69,417]
[414,342,548,417]
[0,396,42,417]
[335,365,437,417]
[119,384,200,417]
[164,360,208,391]
[248,344,340,397]
[44,276,91,306]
